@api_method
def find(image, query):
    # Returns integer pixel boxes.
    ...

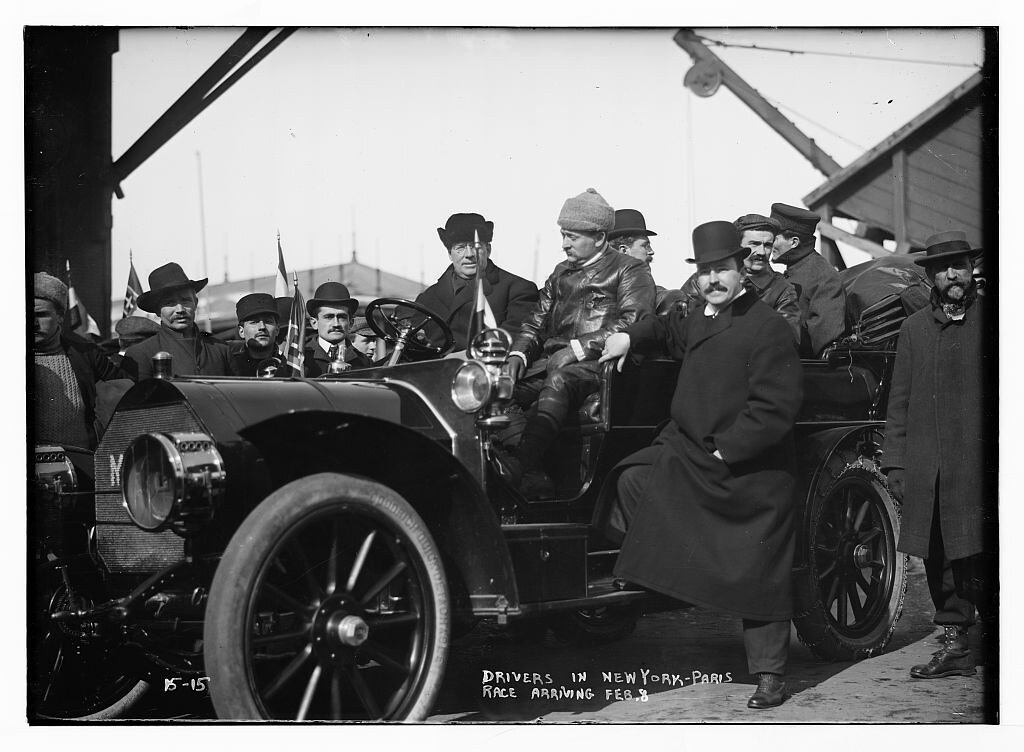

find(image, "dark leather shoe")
[911,626,976,678]
[519,469,556,500]
[747,673,786,709]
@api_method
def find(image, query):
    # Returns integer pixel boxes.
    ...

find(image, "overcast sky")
[108,27,983,302]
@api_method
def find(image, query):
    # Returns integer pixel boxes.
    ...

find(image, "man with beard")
[597,221,802,709]
[507,188,654,499]
[679,214,800,341]
[769,203,846,357]
[881,230,995,680]
[34,272,128,449]
[123,262,231,379]
[229,293,284,377]
[303,282,372,376]
[608,208,686,315]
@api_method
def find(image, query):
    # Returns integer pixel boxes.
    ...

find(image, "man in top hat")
[507,188,655,499]
[229,293,284,377]
[303,282,372,376]
[608,208,685,315]
[415,212,538,351]
[770,203,846,357]
[679,213,801,342]
[122,262,231,380]
[34,272,129,450]
[881,230,995,681]
[597,221,803,710]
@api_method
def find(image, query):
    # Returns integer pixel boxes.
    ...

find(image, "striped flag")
[123,251,143,318]
[65,260,101,339]
[282,273,306,377]
[466,229,498,347]
[275,232,289,299]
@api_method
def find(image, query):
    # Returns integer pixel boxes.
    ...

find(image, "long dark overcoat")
[881,296,993,560]
[777,245,847,357]
[415,260,538,350]
[596,292,803,621]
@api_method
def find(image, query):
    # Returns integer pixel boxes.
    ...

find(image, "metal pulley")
[683,60,722,97]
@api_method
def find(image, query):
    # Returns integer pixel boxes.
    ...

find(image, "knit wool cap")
[557,188,615,233]
[34,272,69,315]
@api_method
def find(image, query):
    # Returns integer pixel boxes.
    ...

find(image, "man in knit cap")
[33,272,128,449]
[506,188,655,499]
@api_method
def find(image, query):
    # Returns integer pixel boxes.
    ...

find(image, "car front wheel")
[204,473,450,721]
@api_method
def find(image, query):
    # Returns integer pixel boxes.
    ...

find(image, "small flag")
[65,260,101,339]
[466,229,498,346]
[123,250,143,318]
[275,231,289,299]
[283,272,306,377]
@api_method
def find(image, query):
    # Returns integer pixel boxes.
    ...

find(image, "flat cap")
[115,316,161,337]
[734,213,781,235]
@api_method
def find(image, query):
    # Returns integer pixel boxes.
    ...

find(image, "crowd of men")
[32,186,993,712]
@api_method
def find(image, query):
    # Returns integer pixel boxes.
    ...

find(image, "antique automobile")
[31,282,915,722]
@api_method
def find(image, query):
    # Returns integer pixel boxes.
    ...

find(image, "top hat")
[437,213,494,249]
[236,293,279,323]
[734,213,781,235]
[914,230,975,267]
[685,221,743,265]
[306,282,358,317]
[115,315,161,338]
[770,203,820,237]
[608,209,658,240]
[137,262,209,313]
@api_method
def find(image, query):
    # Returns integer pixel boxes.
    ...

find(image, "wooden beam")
[673,29,842,178]
[892,149,911,253]
[818,205,846,270]
[818,221,891,259]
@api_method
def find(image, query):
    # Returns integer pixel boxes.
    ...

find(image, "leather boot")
[747,672,786,709]
[910,626,976,679]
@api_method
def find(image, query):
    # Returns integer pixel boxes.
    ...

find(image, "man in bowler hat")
[415,212,538,351]
[122,262,231,379]
[770,203,846,357]
[598,221,803,709]
[304,282,372,376]
[608,209,685,315]
[881,230,995,680]
[229,293,284,377]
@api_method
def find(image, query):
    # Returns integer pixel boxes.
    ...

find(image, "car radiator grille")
[94,403,203,573]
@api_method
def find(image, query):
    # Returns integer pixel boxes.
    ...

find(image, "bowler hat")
[137,262,208,313]
[770,203,820,237]
[306,282,358,317]
[236,293,279,323]
[608,209,658,240]
[685,221,743,265]
[437,213,494,249]
[115,315,161,338]
[914,230,975,267]
[734,213,781,235]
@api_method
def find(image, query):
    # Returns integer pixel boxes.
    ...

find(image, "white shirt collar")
[581,247,606,268]
[704,287,747,318]
[318,336,345,354]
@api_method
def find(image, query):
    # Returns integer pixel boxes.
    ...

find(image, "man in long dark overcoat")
[415,212,538,351]
[597,220,803,710]
[881,230,995,679]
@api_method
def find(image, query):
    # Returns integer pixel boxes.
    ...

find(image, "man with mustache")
[769,203,846,357]
[608,208,686,315]
[303,282,372,376]
[122,262,231,379]
[229,293,283,377]
[881,230,995,680]
[597,221,803,710]
[679,214,800,341]
[507,188,655,499]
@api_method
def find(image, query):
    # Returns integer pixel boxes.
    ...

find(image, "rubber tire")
[549,604,639,646]
[793,451,908,661]
[204,473,450,721]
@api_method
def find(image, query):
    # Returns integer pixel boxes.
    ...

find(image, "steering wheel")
[364,298,455,359]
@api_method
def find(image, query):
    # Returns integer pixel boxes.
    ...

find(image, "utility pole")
[195,151,211,330]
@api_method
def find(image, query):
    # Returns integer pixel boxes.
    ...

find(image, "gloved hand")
[546,346,578,371]
[508,354,526,382]
[886,469,905,501]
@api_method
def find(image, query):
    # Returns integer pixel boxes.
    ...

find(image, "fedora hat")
[437,213,494,249]
[236,293,279,323]
[608,209,658,240]
[685,221,743,265]
[306,282,358,317]
[914,230,975,267]
[137,262,208,313]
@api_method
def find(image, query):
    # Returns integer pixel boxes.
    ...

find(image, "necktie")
[328,344,339,360]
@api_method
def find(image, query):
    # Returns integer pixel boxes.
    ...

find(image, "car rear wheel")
[793,449,908,661]
[204,473,450,721]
